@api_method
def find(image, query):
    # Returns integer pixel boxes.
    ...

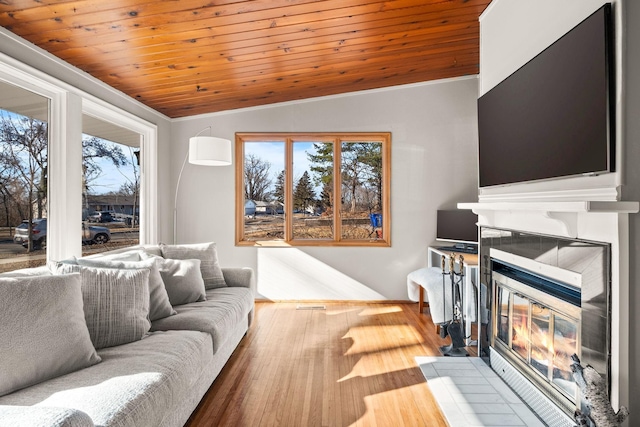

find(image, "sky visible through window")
[245,141,319,194]
[1,108,137,194]
[87,142,138,195]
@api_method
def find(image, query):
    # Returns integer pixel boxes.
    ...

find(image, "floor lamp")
[174,126,232,243]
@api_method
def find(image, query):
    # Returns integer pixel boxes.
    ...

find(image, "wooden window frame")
[235,132,391,247]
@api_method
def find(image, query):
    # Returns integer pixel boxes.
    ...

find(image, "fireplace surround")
[459,200,637,425]
[485,238,609,422]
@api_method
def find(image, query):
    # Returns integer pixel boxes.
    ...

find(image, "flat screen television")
[477,4,615,188]
[436,210,478,249]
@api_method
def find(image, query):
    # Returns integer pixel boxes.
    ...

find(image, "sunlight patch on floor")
[343,325,424,356]
[357,305,403,316]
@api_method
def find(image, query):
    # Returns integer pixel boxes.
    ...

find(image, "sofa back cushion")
[0,274,101,397]
[160,242,227,289]
[80,267,152,349]
[75,257,175,321]
[50,263,152,349]
[151,256,207,306]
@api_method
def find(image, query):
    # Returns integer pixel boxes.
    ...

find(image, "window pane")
[530,303,551,378]
[236,133,390,247]
[496,285,510,344]
[292,141,333,240]
[243,142,284,241]
[552,312,578,397]
[340,141,383,240]
[0,81,49,272]
[81,115,140,256]
[512,293,530,361]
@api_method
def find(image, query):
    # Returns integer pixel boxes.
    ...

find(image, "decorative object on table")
[571,354,628,427]
[439,253,469,357]
[174,126,232,243]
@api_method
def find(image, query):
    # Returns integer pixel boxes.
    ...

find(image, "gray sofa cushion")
[49,264,152,349]
[160,242,227,289]
[152,256,206,306]
[80,267,151,349]
[150,287,254,353]
[0,274,101,397]
[0,331,213,427]
[0,405,94,427]
[75,257,175,321]
[0,266,51,277]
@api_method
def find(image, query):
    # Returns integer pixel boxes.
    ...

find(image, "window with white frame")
[0,54,157,268]
[0,79,50,272]
[80,114,142,256]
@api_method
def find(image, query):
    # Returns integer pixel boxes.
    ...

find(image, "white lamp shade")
[188,136,232,166]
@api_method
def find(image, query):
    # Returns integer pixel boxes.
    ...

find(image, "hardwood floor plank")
[186,302,451,426]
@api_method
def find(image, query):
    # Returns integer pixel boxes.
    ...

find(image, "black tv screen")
[478,4,615,188]
[436,210,478,244]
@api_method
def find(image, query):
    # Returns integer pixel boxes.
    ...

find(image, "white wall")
[478,0,623,201]
[622,0,640,420]
[480,0,639,421]
[171,78,479,300]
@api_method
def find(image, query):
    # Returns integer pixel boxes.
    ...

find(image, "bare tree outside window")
[81,135,141,257]
[0,112,48,253]
[0,105,144,273]
[236,133,390,247]
[0,81,50,271]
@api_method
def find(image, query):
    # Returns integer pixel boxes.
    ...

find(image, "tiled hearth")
[416,356,545,427]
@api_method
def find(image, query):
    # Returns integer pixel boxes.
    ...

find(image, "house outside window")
[236,132,391,247]
[80,114,142,256]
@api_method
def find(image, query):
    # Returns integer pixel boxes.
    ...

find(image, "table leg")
[419,286,424,313]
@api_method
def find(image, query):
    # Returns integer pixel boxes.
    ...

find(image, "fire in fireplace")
[492,255,582,412]
[480,229,611,426]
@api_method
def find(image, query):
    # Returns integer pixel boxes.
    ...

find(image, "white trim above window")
[0,53,158,260]
[83,99,158,245]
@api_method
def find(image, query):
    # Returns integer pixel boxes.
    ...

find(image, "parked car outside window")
[13,219,111,249]
[13,219,47,249]
[89,212,113,223]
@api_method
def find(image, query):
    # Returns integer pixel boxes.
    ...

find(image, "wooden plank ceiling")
[0,0,491,118]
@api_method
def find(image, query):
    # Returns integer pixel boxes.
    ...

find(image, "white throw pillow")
[152,256,206,306]
[160,242,226,289]
[0,274,101,397]
[76,257,176,321]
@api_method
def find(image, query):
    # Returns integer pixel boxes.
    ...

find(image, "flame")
[509,305,577,382]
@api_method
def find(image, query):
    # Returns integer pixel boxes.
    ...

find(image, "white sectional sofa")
[0,242,255,427]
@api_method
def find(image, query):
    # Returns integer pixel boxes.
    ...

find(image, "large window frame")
[235,132,391,247]
[0,52,158,263]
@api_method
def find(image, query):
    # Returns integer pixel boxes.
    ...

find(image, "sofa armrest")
[221,267,256,297]
[0,405,94,427]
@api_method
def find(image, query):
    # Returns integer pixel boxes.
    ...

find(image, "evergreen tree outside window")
[235,133,390,247]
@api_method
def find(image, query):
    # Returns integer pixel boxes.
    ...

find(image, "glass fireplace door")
[493,279,580,404]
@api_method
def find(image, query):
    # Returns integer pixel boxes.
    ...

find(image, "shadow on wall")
[257,248,386,300]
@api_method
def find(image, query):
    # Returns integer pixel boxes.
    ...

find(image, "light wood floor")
[186,302,452,427]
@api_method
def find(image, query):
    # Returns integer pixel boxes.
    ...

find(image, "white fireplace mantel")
[458,201,639,239]
[460,199,639,413]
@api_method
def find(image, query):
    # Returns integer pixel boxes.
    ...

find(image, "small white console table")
[426,245,480,354]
